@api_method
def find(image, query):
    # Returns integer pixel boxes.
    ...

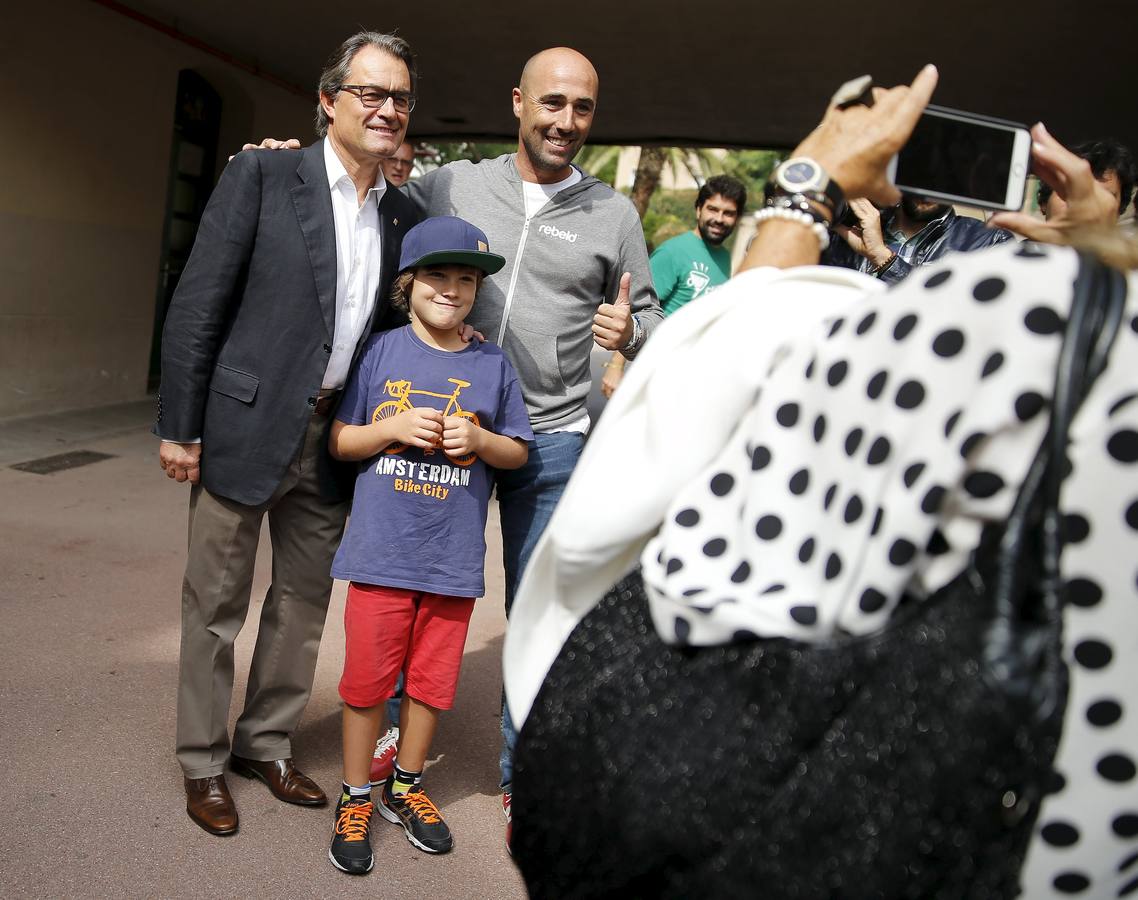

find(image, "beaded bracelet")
[753,205,831,252]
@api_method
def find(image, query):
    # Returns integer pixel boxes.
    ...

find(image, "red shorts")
[339,582,476,711]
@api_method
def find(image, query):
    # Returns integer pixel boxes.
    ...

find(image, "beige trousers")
[175,414,349,778]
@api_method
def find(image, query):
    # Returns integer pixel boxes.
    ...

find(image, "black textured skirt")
[512,569,1060,899]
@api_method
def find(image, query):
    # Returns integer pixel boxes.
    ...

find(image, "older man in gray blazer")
[155,31,420,836]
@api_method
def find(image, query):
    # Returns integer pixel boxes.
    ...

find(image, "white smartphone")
[886,105,1032,212]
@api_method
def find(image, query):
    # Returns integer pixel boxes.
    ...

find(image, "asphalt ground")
[0,400,529,899]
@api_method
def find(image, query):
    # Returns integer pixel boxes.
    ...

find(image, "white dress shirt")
[323,138,386,390]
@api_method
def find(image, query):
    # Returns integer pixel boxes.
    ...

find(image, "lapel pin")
[392,217,399,226]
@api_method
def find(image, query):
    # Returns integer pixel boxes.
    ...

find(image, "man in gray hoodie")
[252,46,662,844]
[404,47,661,840]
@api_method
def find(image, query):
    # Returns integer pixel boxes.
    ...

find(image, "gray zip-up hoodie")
[406,154,662,432]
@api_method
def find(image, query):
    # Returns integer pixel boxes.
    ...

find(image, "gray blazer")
[155,141,418,505]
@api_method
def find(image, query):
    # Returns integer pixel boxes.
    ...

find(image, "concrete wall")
[0,1,314,419]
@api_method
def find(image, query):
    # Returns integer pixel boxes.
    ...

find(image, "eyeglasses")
[341,85,416,114]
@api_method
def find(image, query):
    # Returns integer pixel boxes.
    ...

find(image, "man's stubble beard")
[521,130,580,174]
[698,222,730,246]
[900,195,951,222]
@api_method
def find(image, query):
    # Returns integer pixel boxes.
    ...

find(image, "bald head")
[512,47,599,184]
[519,47,599,99]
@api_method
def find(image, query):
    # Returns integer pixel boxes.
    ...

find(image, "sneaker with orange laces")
[369,727,399,787]
[378,777,453,854]
[328,792,375,874]
[502,791,513,855]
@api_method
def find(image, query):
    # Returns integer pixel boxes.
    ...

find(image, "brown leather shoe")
[228,755,327,806]
[184,774,238,836]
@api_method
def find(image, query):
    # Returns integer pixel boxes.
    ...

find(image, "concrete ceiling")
[107,0,1137,152]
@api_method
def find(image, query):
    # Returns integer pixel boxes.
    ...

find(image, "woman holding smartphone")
[505,65,1136,899]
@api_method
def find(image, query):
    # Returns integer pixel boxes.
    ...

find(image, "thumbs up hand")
[592,272,634,351]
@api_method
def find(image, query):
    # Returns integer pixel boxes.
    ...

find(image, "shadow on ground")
[0,418,526,899]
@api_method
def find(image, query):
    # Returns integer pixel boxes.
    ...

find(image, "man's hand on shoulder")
[458,323,485,344]
[237,138,302,155]
[228,138,300,161]
[159,441,202,484]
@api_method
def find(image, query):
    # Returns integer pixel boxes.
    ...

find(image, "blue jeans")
[496,431,585,791]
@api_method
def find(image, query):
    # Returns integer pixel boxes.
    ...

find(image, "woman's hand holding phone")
[988,123,1121,244]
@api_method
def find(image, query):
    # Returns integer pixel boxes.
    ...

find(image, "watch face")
[783,161,817,186]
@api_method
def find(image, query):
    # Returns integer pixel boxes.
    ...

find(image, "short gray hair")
[315,32,418,138]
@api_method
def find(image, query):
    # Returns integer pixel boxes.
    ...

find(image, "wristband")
[873,252,898,276]
[621,314,644,353]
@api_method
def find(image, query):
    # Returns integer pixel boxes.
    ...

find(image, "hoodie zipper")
[498,209,532,346]
[497,165,590,346]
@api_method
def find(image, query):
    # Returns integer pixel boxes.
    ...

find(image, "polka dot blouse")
[635,242,1138,897]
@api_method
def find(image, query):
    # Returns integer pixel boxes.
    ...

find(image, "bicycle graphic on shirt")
[372,378,481,466]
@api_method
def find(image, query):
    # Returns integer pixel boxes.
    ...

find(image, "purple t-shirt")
[331,326,533,597]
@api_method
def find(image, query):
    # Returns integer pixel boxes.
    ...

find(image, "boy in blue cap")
[326,216,533,872]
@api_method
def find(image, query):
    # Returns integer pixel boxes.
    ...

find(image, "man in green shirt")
[602,174,745,396]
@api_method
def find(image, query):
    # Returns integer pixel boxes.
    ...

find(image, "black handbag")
[512,255,1127,900]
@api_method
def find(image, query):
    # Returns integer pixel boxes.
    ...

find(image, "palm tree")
[630,147,668,219]
[574,145,622,183]
[627,146,732,219]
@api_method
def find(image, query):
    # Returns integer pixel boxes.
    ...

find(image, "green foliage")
[414,141,783,256]
[416,141,626,184]
[640,149,784,252]
[720,149,784,207]
[718,149,783,214]
[642,189,695,251]
[575,145,621,186]
[418,141,516,168]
